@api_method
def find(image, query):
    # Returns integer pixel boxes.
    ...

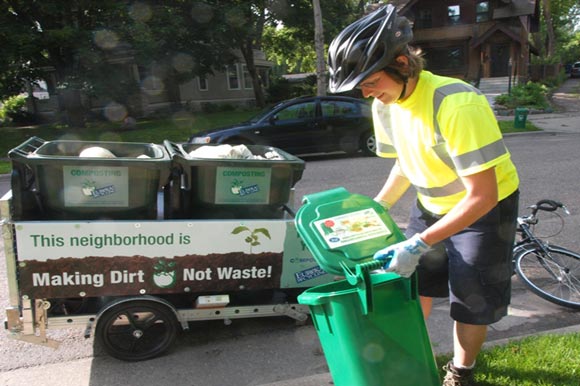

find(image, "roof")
[470,23,523,48]
[493,0,538,19]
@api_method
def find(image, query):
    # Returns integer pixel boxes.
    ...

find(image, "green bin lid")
[295,187,406,276]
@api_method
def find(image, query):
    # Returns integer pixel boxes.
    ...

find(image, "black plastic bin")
[9,137,171,220]
[164,141,305,219]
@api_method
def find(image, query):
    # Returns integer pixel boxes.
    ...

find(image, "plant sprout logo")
[230,178,260,197]
[152,258,177,288]
[232,226,271,253]
[81,179,116,198]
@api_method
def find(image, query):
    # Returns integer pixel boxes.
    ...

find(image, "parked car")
[189,95,376,156]
[571,62,580,78]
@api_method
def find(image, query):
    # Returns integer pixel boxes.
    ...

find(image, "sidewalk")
[257,275,580,386]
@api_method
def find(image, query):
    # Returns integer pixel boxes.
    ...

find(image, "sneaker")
[442,361,475,386]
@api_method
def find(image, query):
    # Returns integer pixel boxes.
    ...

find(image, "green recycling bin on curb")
[514,107,529,129]
[295,187,439,386]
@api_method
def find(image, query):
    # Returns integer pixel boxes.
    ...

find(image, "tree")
[210,0,272,108]
[0,1,238,126]
[313,0,326,96]
[535,0,580,62]
[266,0,363,95]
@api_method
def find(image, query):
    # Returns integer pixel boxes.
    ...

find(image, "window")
[321,101,358,118]
[276,102,316,121]
[476,1,490,22]
[226,64,240,90]
[448,5,460,25]
[241,64,253,89]
[424,46,465,72]
[416,8,432,29]
[198,76,208,91]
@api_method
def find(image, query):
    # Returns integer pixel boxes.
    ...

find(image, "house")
[178,49,272,112]
[28,49,273,123]
[390,0,540,84]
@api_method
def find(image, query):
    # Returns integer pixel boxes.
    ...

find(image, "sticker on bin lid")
[314,208,391,249]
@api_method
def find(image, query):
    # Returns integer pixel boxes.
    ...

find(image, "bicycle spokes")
[516,246,580,309]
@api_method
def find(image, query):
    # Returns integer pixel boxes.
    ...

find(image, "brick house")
[390,0,539,84]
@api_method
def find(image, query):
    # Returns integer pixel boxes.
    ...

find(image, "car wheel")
[360,131,376,156]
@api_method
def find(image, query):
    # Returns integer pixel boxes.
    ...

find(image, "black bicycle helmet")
[328,4,413,93]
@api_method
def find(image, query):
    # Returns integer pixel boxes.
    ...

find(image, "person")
[327,5,520,386]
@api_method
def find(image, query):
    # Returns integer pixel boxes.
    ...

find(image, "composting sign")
[62,165,129,207]
[14,220,329,298]
[215,166,271,204]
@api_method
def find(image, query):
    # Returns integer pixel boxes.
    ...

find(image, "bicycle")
[513,199,580,310]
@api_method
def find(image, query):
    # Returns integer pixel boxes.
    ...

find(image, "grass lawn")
[436,333,580,385]
[0,111,539,175]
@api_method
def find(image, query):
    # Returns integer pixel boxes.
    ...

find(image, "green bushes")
[0,94,36,125]
[494,81,551,110]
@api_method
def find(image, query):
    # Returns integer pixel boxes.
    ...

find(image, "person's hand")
[373,234,429,278]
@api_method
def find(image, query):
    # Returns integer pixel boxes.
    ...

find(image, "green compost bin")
[8,137,171,221]
[514,107,529,129]
[164,141,304,219]
[295,187,439,386]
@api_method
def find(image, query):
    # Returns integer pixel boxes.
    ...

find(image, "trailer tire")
[95,299,180,361]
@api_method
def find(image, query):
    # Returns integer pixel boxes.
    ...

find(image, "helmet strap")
[383,67,408,101]
[398,79,408,101]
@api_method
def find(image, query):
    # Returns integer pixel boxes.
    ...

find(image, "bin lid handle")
[340,260,383,315]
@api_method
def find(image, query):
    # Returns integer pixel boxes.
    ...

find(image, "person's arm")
[373,167,499,277]
[374,161,411,209]
[419,167,499,246]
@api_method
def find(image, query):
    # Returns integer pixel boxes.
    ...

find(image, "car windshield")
[247,103,283,123]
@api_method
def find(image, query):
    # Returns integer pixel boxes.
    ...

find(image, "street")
[1,119,580,385]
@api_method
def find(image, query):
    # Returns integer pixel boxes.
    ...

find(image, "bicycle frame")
[513,199,569,257]
[511,200,580,307]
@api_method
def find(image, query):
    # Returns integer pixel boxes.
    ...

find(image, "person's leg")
[453,322,487,367]
[420,296,433,319]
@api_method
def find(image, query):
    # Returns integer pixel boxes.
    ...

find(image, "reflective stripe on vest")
[376,82,502,199]
[415,83,486,198]
[432,83,484,171]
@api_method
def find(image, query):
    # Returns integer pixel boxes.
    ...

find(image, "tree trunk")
[313,0,326,96]
[240,41,266,108]
[165,70,183,111]
[58,88,86,128]
[542,0,555,57]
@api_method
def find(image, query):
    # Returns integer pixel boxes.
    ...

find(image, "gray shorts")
[406,190,519,325]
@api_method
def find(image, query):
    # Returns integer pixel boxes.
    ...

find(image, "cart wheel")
[95,300,180,361]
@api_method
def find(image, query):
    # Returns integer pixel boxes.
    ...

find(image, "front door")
[490,43,510,77]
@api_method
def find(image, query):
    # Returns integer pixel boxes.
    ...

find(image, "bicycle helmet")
[328,4,413,93]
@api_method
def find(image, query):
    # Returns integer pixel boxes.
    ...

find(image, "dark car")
[571,62,580,78]
[189,95,376,156]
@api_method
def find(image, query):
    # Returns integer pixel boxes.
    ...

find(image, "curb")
[257,325,580,386]
[482,323,580,351]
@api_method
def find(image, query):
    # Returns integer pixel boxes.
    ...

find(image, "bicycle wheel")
[515,244,580,310]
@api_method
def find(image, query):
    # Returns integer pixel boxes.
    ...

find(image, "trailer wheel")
[95,300,180,361]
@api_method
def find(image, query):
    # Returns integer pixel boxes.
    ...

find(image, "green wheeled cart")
[295,187,440,386]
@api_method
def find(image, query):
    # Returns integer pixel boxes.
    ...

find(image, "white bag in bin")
[189,144,284,160]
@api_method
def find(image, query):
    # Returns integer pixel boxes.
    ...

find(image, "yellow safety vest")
[373,71,519,215]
